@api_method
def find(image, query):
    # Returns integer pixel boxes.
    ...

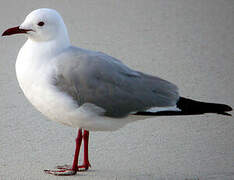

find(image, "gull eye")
[37,21,45,26]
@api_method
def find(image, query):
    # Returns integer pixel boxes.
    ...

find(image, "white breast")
[15,41,79,126]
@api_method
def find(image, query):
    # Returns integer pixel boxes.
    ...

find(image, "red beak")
[2,26,33,36]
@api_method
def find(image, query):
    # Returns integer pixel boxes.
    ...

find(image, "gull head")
[2,8,69,42]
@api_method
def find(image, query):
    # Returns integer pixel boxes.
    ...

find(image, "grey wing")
[54,47,179,117]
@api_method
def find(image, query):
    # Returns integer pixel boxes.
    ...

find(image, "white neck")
[24,35,70,58]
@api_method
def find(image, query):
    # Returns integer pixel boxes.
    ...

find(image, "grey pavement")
[0,0,233,179]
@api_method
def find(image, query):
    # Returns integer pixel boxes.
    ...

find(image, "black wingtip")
[222,104,232,112]
[134,97,232,117]
[177,97,232,115]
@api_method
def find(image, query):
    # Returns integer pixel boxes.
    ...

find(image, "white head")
[2,8,70,43]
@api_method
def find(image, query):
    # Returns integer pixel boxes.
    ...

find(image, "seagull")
[2,8,232,176]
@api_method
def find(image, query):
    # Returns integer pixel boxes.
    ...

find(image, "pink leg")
[44,128,83,176]
[78,130,91,171]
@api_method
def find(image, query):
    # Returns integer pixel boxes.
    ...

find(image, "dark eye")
[37,21,45,26]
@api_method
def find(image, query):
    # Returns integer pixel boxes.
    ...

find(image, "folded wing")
[53,47,179,117]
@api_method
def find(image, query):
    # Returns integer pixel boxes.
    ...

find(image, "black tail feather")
[135,97,232,116]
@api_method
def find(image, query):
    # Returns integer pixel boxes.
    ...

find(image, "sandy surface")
[0,0,233,179]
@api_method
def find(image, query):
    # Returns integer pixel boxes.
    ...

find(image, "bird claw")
[56,163,91,171]
[44,162,91,175]
[77,163,91,171]
[55,163,91,171]
[44,168,77,176]
[55,164,72,170]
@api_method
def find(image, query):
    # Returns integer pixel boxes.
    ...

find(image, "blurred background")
[0,0,233,179]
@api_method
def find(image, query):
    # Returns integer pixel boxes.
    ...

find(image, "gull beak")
[2,26,33,36]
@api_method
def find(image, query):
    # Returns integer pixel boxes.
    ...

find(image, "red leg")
[44,128,83,176]
[78,130,91,171]
[72,128,83,171]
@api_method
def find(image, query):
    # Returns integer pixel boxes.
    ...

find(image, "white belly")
[13,39,179,132]
[15,48,130,131]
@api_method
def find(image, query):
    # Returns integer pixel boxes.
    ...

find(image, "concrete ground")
[0,0,233,179]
